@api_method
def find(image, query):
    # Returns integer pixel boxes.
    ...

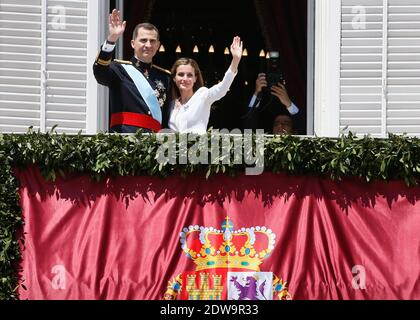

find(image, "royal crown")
[180,216,276,271]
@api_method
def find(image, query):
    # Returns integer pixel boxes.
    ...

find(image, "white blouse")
[168,68,237,134]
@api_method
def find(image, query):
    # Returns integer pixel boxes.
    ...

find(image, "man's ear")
[131,39,135,49]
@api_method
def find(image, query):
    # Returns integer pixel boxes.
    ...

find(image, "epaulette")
[152,64,171,75]
[114,59,133,65]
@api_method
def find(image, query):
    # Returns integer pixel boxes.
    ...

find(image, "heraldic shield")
[164,217,292,300]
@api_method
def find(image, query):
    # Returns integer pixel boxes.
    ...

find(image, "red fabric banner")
[17,167,420,300]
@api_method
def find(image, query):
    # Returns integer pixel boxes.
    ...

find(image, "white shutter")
[341,0,420,137]
[0,0,42,133]
[387,0,420,135]
[0,0,96,134]
[340,0,384,137]
[45,0,88,133]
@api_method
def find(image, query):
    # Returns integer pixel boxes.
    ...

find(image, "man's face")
[273,115,293,135]
[131,28,160,63]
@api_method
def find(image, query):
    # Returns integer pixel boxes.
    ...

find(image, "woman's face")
[174,64,197,93]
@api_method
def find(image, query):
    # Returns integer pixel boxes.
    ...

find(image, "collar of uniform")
[131,57,152,73]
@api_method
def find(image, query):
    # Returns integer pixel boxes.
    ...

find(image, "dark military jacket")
[93,46,172,133]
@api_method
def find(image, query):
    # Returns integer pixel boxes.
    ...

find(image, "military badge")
[154,80,167,107]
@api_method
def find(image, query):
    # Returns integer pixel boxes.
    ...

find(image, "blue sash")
[122,64,162,123]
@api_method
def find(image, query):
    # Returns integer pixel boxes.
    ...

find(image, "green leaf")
[205,168,212,179]
[380,160,386,173]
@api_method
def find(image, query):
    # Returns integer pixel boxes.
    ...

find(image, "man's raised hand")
[108,9,126,43]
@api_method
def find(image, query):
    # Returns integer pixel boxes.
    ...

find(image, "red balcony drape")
[17,167,420,300]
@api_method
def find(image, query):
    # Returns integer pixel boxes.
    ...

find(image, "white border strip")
[40,0,47,132]
[381,0,388,138]
[307,0,315,135]
[87,0,110,133]
[314,0,341,137]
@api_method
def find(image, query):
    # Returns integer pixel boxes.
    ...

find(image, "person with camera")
[248,73,299,115]
[242,72,299,134]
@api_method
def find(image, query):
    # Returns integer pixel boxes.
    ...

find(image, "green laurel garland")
[0,135,22,300]
[1,129,420,299]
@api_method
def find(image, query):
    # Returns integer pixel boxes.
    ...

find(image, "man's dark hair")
[132,23,160,40]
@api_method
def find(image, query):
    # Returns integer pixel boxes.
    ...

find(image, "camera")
[265,51,284,89]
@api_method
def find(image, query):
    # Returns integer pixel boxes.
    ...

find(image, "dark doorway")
[122,0,307,134]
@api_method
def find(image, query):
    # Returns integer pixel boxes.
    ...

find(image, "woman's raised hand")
[229,36,243,73]
[230,36,243,62]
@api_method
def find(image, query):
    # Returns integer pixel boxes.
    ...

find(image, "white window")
[0,0,43,133]
[3,1,418,137]
[386,0,420,136]
[0,0,107,134]
[340,0,420,137]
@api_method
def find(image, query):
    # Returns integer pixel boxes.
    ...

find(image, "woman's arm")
[206,37,243,104]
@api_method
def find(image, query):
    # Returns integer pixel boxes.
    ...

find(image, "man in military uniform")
[93,9,172,133]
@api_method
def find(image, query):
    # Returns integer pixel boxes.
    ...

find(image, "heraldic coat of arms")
[164,217,291,300]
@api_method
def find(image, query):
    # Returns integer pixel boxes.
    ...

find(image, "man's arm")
[248,73,267,108]
[93,41,116,86]
[270,83,300,115]
[92,9,126,86]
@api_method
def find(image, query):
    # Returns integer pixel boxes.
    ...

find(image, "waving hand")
[229,36,243,73]
[108,9,126,43]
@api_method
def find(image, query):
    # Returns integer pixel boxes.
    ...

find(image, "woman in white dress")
[168,36,243,133]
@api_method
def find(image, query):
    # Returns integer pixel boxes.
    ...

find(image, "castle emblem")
[164,216,291,300]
